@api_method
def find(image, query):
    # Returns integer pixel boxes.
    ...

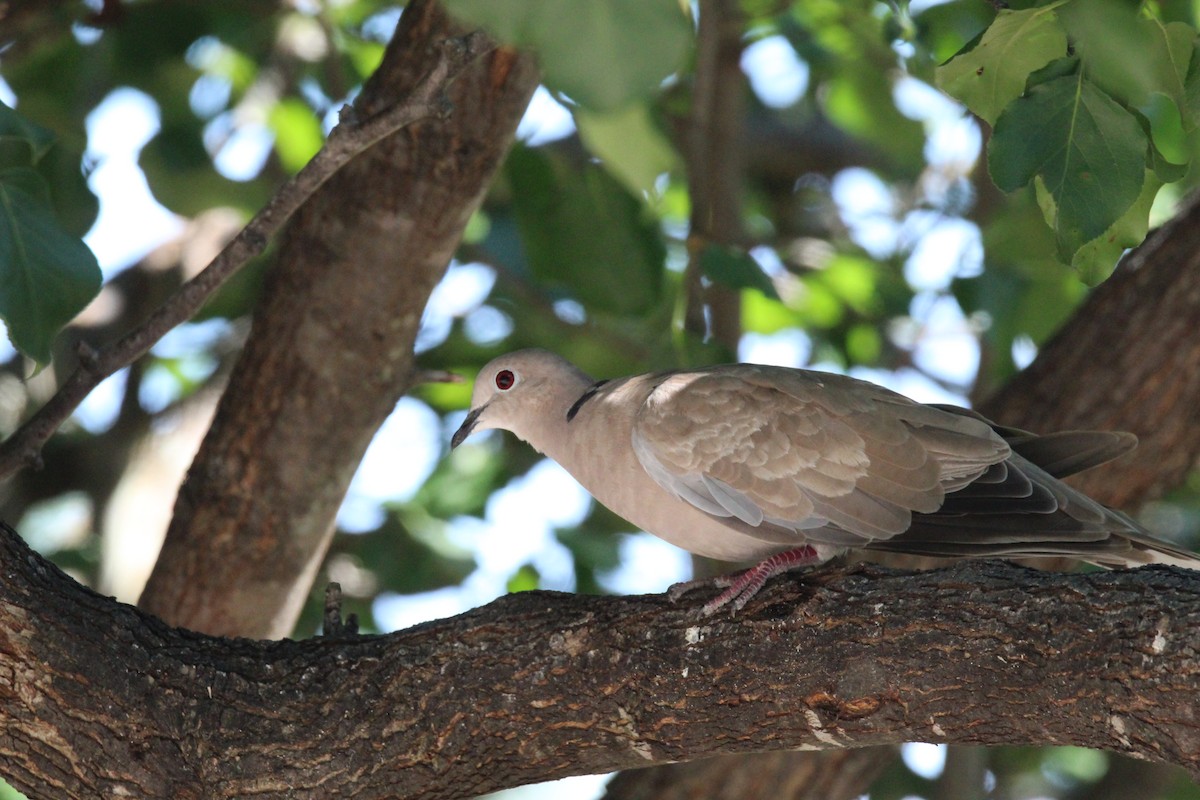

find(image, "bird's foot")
[669,546,822,616]
[667,574,735,602]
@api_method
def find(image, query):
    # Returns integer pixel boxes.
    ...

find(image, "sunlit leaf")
[269,98,324,174]
[575,103,677,198]
[506,564,540,592]
[414,378,474,413]
[1070,169,1163,285]
[936,7,1067,126]
[846,323,881,364]
[912,1,996,65]
[821,254,878,313]
[742,291,799,335]
[795,281,843,329]
[342,37,387,80]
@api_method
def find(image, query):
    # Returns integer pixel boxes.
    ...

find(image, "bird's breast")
[556,398,788,563]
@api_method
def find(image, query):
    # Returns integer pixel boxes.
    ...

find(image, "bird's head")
[450,349,592,449]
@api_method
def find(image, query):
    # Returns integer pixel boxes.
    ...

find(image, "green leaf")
[741,290,799,335]
[845,323,881,365]
[935,7,1067,126]
[1145,19,1196,111]
[821,254,879,313]
[506,145,665,316]
[342,37,387,81]
[955,194,1085,385]
[442,0,525,42]
[414,443,507,519]
[443,0,692,110]
[912,1,997,65]
[1061,2,1197,115]
[37,136,100,238]
[1185,44,1200,130]
[0,169,102,364]
[822,70,925,172]
[268,98,324,174]
[1070,169,1163,285]
[506,564,540,592]
[794,280,843,329]
[1141,93,1189,172]
[699,244,779,299]
[575,103,678,198]
[0,101,56,169]
[989,71,1146,259]
[1042,747,1109,784]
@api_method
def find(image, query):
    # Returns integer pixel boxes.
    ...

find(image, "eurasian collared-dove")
[451,349,1200,613]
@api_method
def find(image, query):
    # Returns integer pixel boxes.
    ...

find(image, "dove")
[450,349,1200,613]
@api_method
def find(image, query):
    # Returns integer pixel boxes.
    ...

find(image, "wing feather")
[631,365,1010,546]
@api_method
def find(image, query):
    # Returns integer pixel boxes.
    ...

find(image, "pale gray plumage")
[451,349,1200,609]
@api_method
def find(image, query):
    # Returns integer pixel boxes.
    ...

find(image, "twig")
[322,582,359,637]
[679,0,745,357]
[0,31,496,482]
[411,369,463,385]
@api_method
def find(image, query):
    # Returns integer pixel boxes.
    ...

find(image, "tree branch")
[682,0,745,354]
[2,521,1197,799]
[0,29,494,482]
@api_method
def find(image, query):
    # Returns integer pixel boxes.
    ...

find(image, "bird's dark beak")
[451,406,485,449]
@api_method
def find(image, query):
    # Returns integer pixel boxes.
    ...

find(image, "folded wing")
[630,366,1011,548]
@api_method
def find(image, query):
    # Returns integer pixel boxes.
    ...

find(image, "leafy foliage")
[937,1,1200,282]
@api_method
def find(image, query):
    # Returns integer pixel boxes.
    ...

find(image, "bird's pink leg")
[669,546,822,615]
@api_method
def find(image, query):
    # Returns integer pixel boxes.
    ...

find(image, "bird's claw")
[667,575,733,604]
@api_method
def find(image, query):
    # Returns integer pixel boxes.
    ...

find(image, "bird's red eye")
[495,370,516,390]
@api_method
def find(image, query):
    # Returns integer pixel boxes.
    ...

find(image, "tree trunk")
[136,0,539,638]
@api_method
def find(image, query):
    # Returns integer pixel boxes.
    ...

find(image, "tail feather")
[869,418,1200,569]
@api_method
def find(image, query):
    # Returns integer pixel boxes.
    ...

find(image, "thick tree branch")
[2,522,1198,799]
[0,27,493,482]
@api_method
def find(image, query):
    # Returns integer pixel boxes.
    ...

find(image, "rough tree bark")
[136,0,539,638]
[1,522,1198,799]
